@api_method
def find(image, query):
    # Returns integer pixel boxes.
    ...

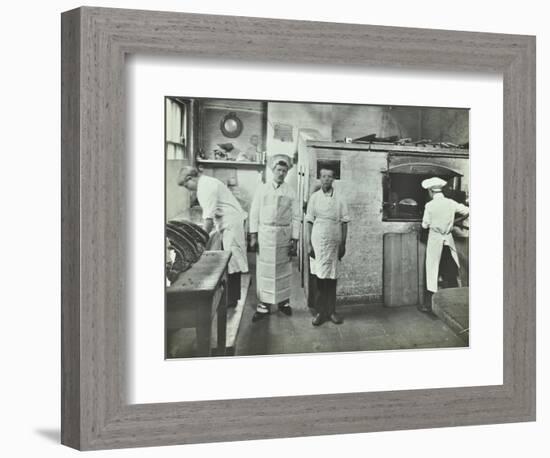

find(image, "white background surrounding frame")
[128,57,503,404]
[1,0,546,457]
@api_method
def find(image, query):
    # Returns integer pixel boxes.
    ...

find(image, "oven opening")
[382,165,462,222]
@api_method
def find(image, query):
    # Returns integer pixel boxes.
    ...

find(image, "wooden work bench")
[166,251,231,357]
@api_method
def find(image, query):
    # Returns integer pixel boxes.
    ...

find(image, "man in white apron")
[178,166,249,307]
[249,155,300,322]
[306,168,350,326]
[421,177,469,311]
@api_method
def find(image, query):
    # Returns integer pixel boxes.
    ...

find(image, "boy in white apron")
[249,155,300,322]
[420,177,469,311]
[306,168,350,326]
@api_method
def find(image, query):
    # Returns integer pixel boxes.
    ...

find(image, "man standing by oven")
[420,177,469,311]
[249,154,300,322]
[177,166,249,308]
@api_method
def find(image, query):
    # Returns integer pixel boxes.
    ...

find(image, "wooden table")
[166,251,231,357]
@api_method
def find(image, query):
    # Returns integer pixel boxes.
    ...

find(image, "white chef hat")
[269,154,293,170]
[421,177,447,191]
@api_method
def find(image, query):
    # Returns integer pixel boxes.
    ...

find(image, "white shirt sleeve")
[198,181,218,220]
[305,192,317,224]
[454,201,470,217]
[339,194,351,223]
[422,204,431,229]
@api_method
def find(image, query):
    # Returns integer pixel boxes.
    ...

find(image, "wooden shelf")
[308,140,469,158]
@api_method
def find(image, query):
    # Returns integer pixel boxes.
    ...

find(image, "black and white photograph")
[164,97,470,358]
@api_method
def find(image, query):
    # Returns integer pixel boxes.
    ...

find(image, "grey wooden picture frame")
[61,6,536,451]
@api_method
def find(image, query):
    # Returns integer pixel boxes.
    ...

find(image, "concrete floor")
[236,260,467,356]
[168,255,467,358]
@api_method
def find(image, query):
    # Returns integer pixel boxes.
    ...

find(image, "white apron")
[425,228,460,292]
[309,194,341,280]
[215,211,248,275]
[256,194,293,305]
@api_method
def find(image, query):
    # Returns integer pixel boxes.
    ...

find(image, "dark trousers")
[227,272,241,307]
[315,277,337,317]
[439,246,459,289]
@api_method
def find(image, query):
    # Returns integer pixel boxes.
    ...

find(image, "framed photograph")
[61,6,535,450]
